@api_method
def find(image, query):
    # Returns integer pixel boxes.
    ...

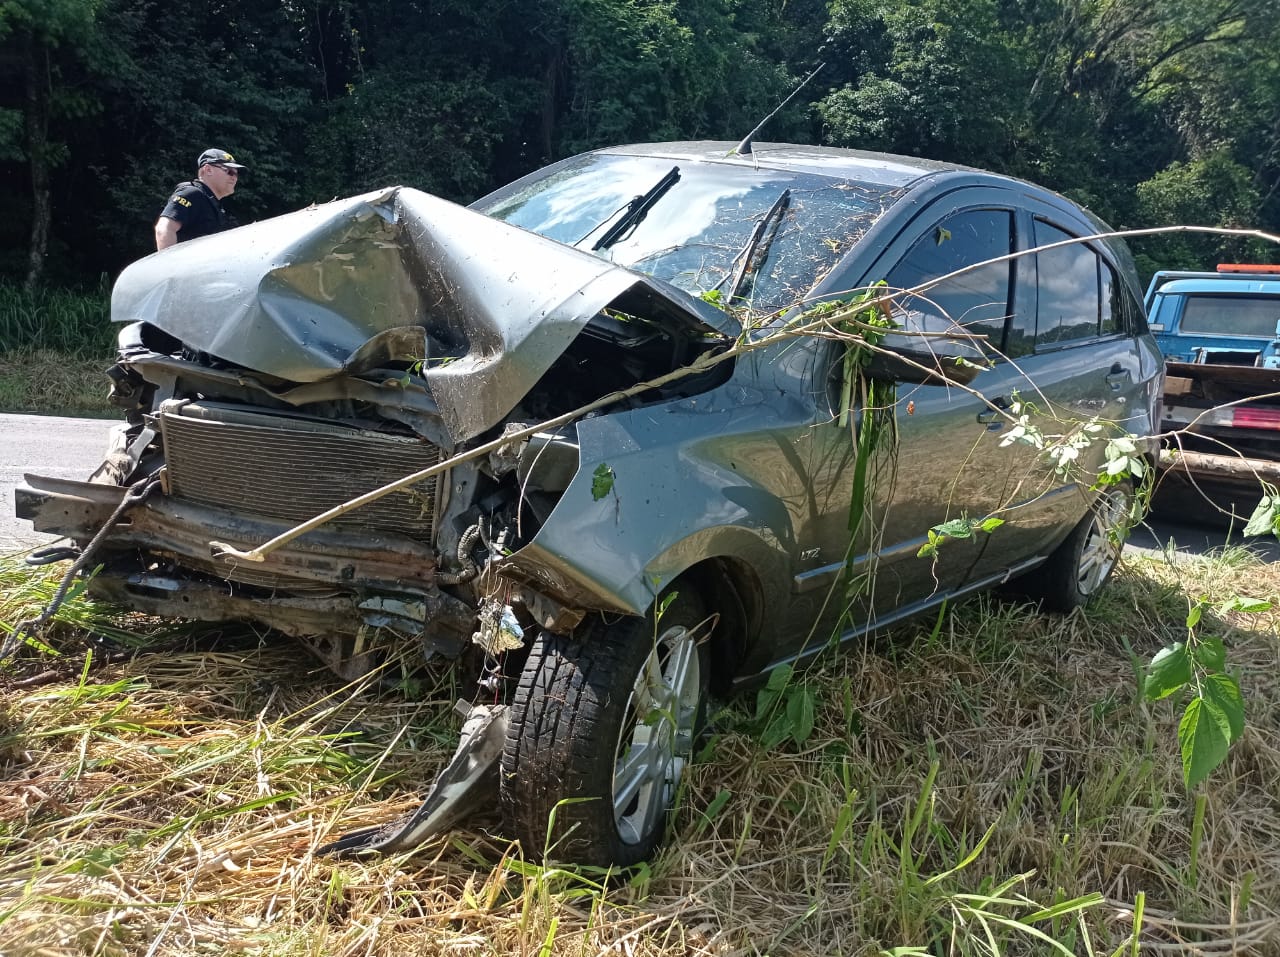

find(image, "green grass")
[0,282,117,417]
[0,282,115,357]
[0,549,1278,956]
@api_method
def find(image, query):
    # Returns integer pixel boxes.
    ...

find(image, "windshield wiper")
[722,189,792,304]
[589,166,681,252]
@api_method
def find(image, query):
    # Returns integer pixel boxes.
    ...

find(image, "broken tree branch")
[210,224,1280,564]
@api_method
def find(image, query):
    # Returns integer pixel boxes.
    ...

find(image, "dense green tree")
[90,1,320,265]
[297,0,535,201]
[0,0,105,289]
[0,0,1277,287]
[1134,151,1265,272]
[1130,4,1280,267]
[817,0,1027,169]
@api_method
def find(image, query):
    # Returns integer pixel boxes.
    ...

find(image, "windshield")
[474,153,898,315]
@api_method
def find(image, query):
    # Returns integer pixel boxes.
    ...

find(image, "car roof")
[1156,277,1280,296]
[596,140,973,188]
[595,140,1120,235]
[597,141,1138,280]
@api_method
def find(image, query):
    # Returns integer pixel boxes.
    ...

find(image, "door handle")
[976,395,1011,428]
[1105,362,1129,391]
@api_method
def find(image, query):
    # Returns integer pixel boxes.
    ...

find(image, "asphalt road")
[1,413,116,553]
[1,412,1277,563]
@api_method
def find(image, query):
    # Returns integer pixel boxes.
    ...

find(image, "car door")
[787,196,1029,640]
[868,201,1039,614]
[960,212,1152,585]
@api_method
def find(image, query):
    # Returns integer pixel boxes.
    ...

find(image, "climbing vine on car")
[830,284,898,549]
[742,284,899,747]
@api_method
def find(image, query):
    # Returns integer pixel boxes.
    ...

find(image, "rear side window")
[1035,221,1099,346]
[886,209,1014,354]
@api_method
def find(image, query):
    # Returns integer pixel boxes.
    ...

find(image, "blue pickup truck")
[1147,264,1280,505]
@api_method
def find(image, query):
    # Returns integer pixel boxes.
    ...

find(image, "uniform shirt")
[159,180,229,242]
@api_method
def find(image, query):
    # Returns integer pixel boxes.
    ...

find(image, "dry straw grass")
[1,540,1278,956]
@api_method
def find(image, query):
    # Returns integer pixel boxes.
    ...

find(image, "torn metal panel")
[88,573,365,637]
[319,702,509,858]
[115,187,734,443]
[18,474,439,591]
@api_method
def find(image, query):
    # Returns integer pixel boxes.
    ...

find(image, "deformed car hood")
[115,187,735,441]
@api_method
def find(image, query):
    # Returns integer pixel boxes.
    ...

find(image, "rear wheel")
[1024,485,1132,612]
[500,591,709,866]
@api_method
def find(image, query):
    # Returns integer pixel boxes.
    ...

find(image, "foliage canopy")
[0,0,1276,285]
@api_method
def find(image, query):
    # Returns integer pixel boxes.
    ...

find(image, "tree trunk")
[24,43,52,294]
[540,46,562,164]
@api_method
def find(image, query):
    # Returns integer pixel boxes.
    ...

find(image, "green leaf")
[978,516,1005,533]
[935,226,951,244]
[627,861,652,889]
[1179,697,1232,789]
[1192,637,1226,672]
[1022,891,1105,922]
[590,463,615,501]
[72,844,128,877]
[1218,595,1273,614]
[1203,674,1245,743]
[755,665,792,722]
[933,518,975,539]
[766,664,793,692]
[657,591,679,618]
[697,787,732,828]
[1186,604,1204,629]
[786,687,817,746]
[1243,493,1280,537]
[1145,643,1191,701]
[699,288,725,309]
[761,714,792,749]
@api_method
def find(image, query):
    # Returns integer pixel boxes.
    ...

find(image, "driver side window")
[886,209,1015,359]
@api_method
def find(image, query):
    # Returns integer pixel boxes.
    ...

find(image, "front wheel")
[500,592,709,867]
[1023,485,1133,612]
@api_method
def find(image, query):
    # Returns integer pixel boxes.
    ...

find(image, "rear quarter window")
[1100,259,1124,335]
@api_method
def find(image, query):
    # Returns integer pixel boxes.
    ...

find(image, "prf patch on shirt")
[172,195,192,208]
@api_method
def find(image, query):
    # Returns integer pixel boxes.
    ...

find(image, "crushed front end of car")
[16,186,736,684]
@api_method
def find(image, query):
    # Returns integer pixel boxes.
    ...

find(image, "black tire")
[500,591,710,867]
[1023,484,1132,612]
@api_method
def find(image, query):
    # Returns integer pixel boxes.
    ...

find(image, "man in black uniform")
[154,148,247,250]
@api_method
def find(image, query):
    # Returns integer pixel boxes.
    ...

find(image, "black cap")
[197,148,247,171]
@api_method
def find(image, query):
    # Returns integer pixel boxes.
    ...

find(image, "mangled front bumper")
[16,182,755,674]
[15,474,474,658]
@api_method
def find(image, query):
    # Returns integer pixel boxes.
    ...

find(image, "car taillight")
[1232,406,1280,430]
[1165,403,1280,430]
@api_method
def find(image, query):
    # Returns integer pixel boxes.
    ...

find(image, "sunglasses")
[214,165,240,177]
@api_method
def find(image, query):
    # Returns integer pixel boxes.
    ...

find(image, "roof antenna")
[732,63,826,157]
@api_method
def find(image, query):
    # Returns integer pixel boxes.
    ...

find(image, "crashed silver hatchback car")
[17,141,1162,867]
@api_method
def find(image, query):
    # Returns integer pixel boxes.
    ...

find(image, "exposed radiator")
[158,404,443,542]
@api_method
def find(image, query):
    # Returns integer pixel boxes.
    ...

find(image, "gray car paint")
[18,141,1159,687]
[113,186,735,444]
